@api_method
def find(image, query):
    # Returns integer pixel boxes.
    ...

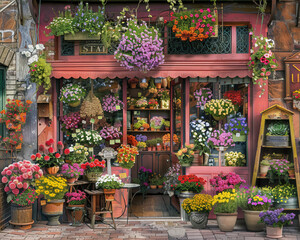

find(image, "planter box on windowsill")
[64,32,100,41]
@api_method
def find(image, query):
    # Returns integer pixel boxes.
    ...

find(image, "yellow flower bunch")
[137,141,147,148]
[204,99,235,118]
[182,194,214,214]
[225,151,246,167]
[272,184,297,203]
[35,175,68,201]
[213,189,237,214]
[176,144,195,165]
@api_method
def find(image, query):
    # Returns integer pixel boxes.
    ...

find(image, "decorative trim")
[284,51,300,102]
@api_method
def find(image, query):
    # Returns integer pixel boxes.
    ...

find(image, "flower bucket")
[69,101,81,108]
[190,212,209,229]
[86,172,103,182]
[10,204,34,230]
[64,32,100,41]
[266,226,282,239]
[103,189,116,201]
[46,166,59,175]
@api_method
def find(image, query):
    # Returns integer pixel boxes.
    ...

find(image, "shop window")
[189,77,250,167]
[59,78,123,154]
[167,26,232,55]
[236,26,249,54]
[61,37,74,56]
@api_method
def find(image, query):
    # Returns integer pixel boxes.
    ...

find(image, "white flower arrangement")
[225,151,246,167]
[73,129,102,146]
[96,174,124,189]
[22,44,45,65]
[190,119,212,155]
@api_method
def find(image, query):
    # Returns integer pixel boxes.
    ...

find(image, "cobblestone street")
[0,219,300,240]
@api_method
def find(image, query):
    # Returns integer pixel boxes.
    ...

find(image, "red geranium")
[172,174,206,193]
[223,90,243,106]
[81,156,105,173]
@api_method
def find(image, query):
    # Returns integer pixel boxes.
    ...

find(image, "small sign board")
[80,41,108,55]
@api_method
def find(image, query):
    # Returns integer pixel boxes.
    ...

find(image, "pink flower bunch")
[194,88,213,108]
[210,172,246,192]
[100,126,122,140]
[1,160,43,196]
[60,112,81,132]
[207,129,235,148]
[65,190,86,205]
[60,163,84,179]
[102,94,124,113]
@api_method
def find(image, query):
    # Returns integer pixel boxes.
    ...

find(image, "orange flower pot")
[46,166,59,175]
[104,189,116,201]
[67,178,76,184]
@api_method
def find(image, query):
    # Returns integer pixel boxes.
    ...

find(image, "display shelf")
[127,130,170,133]
[262,145,292,149]
[139,151,171,153]
[127,108,170,111]
[256,176,296,180]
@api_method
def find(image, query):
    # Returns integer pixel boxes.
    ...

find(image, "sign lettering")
[80,41,108,55]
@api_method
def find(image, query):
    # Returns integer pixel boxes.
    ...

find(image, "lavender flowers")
[102,94,124,113]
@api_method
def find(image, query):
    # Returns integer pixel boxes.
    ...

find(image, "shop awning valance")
[49,58,251,79]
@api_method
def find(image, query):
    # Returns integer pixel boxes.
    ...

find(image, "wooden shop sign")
[79,41,108,55]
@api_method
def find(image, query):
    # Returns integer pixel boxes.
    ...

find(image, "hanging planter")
[204,99,235,120]
[168,8,218,42]
[114,19,165,72]
[64,32,100,41]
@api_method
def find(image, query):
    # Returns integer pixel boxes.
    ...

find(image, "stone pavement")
[0,219,299,240]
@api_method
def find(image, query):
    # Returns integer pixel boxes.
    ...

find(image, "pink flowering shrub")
[210,172,246,192]
[102,94,124,113]
[1,160,43,202]
[207,129,235,148]
[100,126,122,140]
[65,190,86,205]
[60,163,84,179]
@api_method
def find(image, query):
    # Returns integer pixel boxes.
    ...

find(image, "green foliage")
[45,9,74,36]
[267,122,289,136]
[11,187,38,206]
[164,120,170,127]
[260,160,270,166]
[29,58,52,94]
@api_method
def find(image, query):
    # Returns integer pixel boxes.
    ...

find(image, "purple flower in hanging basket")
[102,94,124,113]
[193,88,213,107]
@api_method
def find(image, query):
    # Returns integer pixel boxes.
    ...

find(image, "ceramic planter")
[189,212,209,229]
[103,189,116,201]
[266,226,282,238]
[260,165,270,177]
[243,210,265,231]
[9,204,34,230]
[42,199,65,226]
[216,212,237,232]
[288,169,295,178]
[46,166,60,175]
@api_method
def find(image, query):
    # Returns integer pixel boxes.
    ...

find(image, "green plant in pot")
[146,140,152,151]
[164,120,170,131]
[134,121,142,130]
[272,184,298,209]
[260,160,270,177]
[156,138,163,151]
[267,159,289,184]
[265,121,289,147]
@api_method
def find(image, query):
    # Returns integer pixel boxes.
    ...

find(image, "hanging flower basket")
[168,8,218,42]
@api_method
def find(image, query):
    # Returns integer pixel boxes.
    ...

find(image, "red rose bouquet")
[172,174,206,193]
[31,139,70,168]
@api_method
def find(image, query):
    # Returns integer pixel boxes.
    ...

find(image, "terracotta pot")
[129,105,135,110]
[165,127,170,131]
[149,106,154,109]
[10,204,34,230]
[140,107,145,109]
[134,129,139,131]
[151,128,155,131]
[166,146,171,151]
[150,185,157,189]
[147,147,152,151]
[216,212,237,232]
[288,169,295,178]
[155,83,162,89]
[68,204,85,223]
[158,185,163,189]
[266,226,282,238]
[243,210,265,231]
[46,166,59,175]
[104,189,116,201]
[42,199,65,226]
[65,159,72,164]
[157,145,162,151]
[130,83,137,88]
[190,212,209,229]
[69,101,81,108]
[161,78,168,88]
[152,146,156,151]
[67,177,77,184]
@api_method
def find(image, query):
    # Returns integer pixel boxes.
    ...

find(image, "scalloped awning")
[49,58,251,79]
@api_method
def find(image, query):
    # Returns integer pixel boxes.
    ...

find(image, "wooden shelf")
[139,151,171,153]
[127,130,170,133]
[127,108,170,111]
[256,176,296,180]
[283,208,300,211]
[262,145,292,149]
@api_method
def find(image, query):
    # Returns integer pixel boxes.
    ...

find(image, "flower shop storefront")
[33,0,271,221]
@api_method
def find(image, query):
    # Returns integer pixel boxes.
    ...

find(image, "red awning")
[49,57,251,79]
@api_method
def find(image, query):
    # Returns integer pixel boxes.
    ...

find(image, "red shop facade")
[34,0,271,217]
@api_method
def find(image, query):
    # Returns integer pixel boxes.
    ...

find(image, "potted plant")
[193,88,213,110]
[176,144,195,167]
[115,19,165,72]
[237,186,272,231]
[150,139,157,151]
[116,144,139,169]
[133,121,142,131]
[157,176,165,189]
[139,78,148,89]
[209,172,246,193]
[35,175,68,226]
[67,145,89,165]
[224,118,249,142]
[100,126,122,149]
[32,139,70,175]
[272,184,298,209]
[136,134,147,143]
[164,120,170,131]
[127,135,138,147]
[183,194,214,229]
[137,141,146,151]
[135,98,148,109]
[146,140,152,151]
[168,8,217,42]
[157,89,170,109]
[65,190,86,223]
[150,116,164,131]
[96,174,124,200]
[128,78,139,88]
[81,156,106,182]
[1,160,43,229]
[163,163,180,197]
[207,129,235,152]
[267,159,289,184]
[288,163,295,178]
[223,90,243,111]
[73,129,103,147]
[156,138,163,151]
[60,84,86,107]
[138,167,153,195]
[204,99,235,121]
[142,122,150,131]
[148,99,159,109]
[213,190,238,232]
[60,163,84,184]
[225,151,246,167]
[60,112,82,135]
[259,209,295,238]
[149,176,158,189]
[102,94,124,113]
[260,160,270,177]
[127,98,137,109]
[292,89,300,110]
[265,121,289,146]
